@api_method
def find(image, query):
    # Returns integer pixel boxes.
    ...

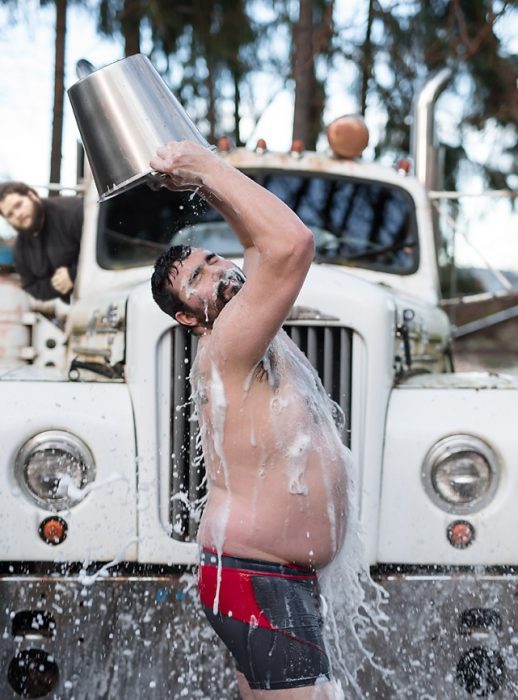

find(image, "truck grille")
[167,323,353,541]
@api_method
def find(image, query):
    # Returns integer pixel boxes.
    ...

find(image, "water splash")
[78,537,140,586]
[55,471,128,501]
[207,360,232,614]
[319,483,391,696]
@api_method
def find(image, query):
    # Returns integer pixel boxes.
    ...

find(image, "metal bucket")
[67,54,210,202]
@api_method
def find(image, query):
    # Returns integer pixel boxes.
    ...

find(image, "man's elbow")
[294,224,315,265]
[269,223,314,267]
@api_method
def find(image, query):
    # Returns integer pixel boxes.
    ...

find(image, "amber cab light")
[396,158,412,175]
[447,520,475,549]
[255,138,267,152]
[290,139,305,155]
[217,136,233,152]
[39,516,68,546]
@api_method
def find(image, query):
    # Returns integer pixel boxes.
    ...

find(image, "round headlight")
[15,431,95,510]
[422,435,499,514]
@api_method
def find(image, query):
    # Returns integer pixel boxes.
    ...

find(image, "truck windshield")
[97,169,418,274]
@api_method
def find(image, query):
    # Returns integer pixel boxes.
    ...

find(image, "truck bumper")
[1,569,517,699]
[0,571,237,699]
[362,568,518,698]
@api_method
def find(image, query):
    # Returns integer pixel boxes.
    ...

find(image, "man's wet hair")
[0,182,39,208]
[151,244,192,318]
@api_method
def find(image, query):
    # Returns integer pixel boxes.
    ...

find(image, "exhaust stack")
[411,68,452,190]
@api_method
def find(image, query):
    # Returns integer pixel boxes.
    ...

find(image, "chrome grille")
[167,323,353,541]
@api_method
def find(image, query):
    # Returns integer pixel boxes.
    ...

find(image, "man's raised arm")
[150,141,315,365]
[150,141,313,270]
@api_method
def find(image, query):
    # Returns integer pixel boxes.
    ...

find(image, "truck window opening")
[97,171,418,275]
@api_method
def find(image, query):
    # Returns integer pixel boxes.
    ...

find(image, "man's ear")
[175,310,198,328]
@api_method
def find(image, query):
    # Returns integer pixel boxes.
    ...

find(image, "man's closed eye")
[190,268,201,284]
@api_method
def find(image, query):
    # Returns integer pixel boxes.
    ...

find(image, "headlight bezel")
[14,430,96,511]
[422,434,500,514]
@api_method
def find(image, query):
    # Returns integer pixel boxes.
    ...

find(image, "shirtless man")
[151,141,349,699]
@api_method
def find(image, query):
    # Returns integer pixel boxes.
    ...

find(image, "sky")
[0,1,516,275]
[0,2,122,189]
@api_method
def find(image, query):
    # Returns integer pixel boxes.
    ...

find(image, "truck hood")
[125,257,450,353]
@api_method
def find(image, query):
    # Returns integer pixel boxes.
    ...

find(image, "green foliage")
[2,0,516,187]
[359,0,517,188]
[136,1,258,142]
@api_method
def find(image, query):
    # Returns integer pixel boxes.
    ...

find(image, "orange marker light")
[447,520,475,549]
[255,138,267,152]
[217,136,233,152]
[396,158,412,175]
[326,115,369,158]
[290,139,305,154]
[39,516,68,546]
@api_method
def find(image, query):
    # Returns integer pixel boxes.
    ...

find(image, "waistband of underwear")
[199,547,317,579]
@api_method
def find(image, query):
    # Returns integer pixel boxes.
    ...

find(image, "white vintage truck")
[1,72,517,698]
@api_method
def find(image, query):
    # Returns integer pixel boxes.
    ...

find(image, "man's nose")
[11,208,23,225]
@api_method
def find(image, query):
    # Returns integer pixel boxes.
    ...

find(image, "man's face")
[0,192,43,234]
[171,248,245,327]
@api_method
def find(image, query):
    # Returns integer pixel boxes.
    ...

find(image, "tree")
[96,1,258,144]
[348,0,517,189]
[98,0,142,56]
[49,0,67,190]
[292,0,334,149]
[148,0,257,144]
[0,0,77,189]
[359,0,375,116]
[257,0,334,150]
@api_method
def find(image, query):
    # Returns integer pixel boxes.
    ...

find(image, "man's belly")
[198,457,348,569]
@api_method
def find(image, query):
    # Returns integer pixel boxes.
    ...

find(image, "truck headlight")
[15,431,95,510]
[422,435,499,514]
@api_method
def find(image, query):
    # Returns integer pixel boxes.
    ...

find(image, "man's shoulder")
[44,196,83,215]
[196,330,265,384]
[43,196,84,240]
[193,334,229,377]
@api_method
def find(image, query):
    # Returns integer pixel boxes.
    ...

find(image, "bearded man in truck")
[0,181,83,302]
[151,140,350,699]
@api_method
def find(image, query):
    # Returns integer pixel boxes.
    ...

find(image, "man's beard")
[193,267,246,328]
[215,268,246,307]
[15,198,44,235]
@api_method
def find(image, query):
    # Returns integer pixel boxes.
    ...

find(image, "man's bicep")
[241,245,259,277]
[213,264,304,366]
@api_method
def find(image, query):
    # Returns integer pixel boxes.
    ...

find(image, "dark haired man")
[151,141,348,699]
[0,182,83,302]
